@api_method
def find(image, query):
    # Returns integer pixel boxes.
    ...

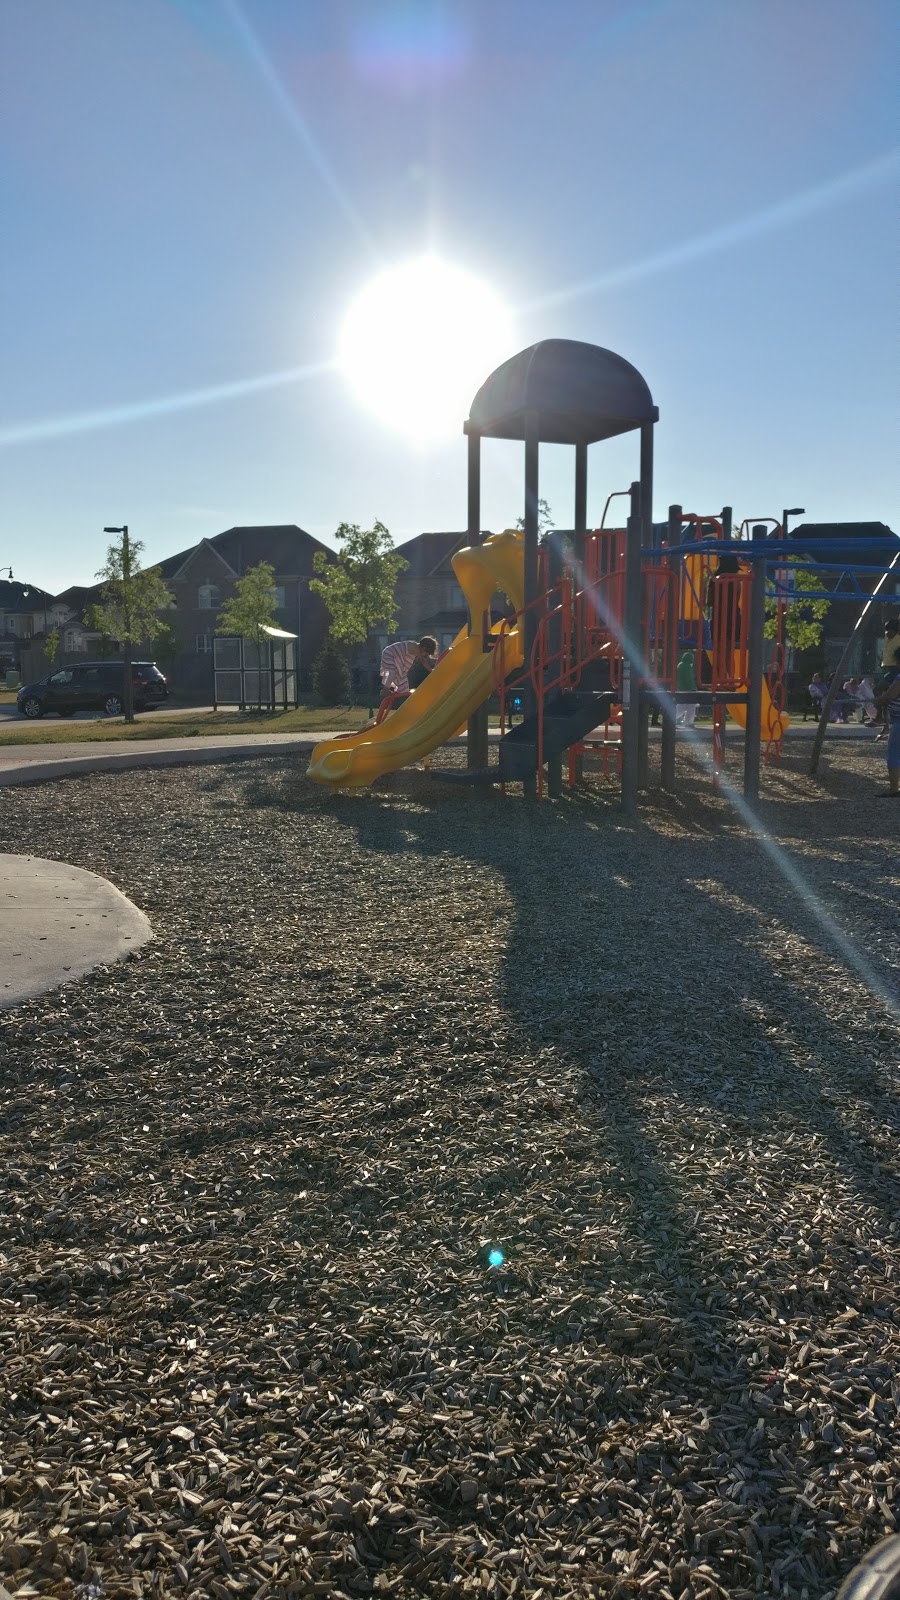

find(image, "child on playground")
[675,649,699,726]
[379,636,438,705]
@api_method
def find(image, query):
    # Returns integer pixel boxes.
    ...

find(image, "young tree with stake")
[310,522,407,714]
[86,527,174,723]
[215,562,279,711]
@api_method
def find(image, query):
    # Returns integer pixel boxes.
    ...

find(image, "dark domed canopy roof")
[466,339,657,445]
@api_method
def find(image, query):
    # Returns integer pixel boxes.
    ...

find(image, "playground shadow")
[234,757,900,1364]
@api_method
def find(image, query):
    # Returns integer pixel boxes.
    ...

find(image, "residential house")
[0,579,57,677]
[785,521,899,678]
[157,524,332,696]
[18,526,334,697]
[382,531,470,659]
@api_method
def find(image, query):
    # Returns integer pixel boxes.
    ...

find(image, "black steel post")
[523,411,540,798]
[639,424,654,548]
[546,532,563,798]
[465,428,489,769]
[660,502,681,791]
[466,427,482,553]
[721,505,733,542]
[621,483,643,817]
[571,440,588,786]
[638,425,654,786]
[573,439,588,579]
[743,554,766,804]
[121,526,135,724]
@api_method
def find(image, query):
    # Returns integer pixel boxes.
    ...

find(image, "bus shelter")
[212,625,299,711]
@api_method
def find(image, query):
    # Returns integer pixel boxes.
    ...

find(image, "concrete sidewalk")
[0,720,881,789]
[0,853,152,1007]
[0,732,330,786]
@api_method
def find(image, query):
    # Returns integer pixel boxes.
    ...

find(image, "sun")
[339,256,513,439]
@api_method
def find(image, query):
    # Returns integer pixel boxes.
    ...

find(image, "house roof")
[787,522,899,570]
[160,524,332,581]
[0,579,55,614]
[52,584,103,625]
[160,537,238,583]
[394,531,471,577]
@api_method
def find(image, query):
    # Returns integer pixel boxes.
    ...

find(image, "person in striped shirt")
[379,636,437,703]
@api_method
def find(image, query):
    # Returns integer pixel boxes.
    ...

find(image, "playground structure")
[309,339,898,811]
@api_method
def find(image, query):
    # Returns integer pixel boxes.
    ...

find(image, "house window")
[64,629,85,651]
[196,632,214,654]
[198,583,220,609]
[443,579,464,608]
[273,584,287,609]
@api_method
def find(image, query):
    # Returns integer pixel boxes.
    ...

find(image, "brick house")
[378,529,514,645]
[786,521,899,679]
[20,526,334,697]
[157,524,332,697]
[0,579,58,677]
[378,532,470,660]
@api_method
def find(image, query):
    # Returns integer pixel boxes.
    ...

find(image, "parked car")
[16,661,168,719]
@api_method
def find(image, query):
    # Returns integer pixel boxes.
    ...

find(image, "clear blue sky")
[3,0,897,592]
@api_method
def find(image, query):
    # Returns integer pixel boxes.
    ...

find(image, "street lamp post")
[782,507,805,541]
[104,525,134,723]
[778,510,806,674]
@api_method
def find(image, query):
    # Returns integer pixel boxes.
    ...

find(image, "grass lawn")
[0,704,377,743]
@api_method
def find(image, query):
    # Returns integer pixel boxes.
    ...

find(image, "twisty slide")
[725,659,789,744]
[682,550,789,741]
[307,529,525,788]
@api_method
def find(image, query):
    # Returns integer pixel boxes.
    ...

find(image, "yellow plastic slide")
[307,529,525,788]
[681,553,789,741]
[726,654,789,743]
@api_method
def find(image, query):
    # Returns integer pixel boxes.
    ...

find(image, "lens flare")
[488,1248,505,1267]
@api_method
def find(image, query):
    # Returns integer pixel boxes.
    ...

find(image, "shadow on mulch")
[232,752,900,1359]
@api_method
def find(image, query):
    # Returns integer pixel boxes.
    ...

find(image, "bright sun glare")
[339,257,512,440]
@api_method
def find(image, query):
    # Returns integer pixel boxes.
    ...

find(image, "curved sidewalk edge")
[0,721,876,791]
[0,854,153,1008]
[0,734,323,787]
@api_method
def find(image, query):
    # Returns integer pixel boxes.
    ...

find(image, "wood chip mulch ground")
[0,740,898,1600]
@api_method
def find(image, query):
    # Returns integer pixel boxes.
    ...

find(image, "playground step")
[499,689,614,781]
[574,656,614,694]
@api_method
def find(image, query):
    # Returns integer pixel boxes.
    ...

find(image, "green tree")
[765,556,830,652]
[42,627,60,672]
[215,562,279,711]
[310,522,408,713]
[86,530,175,722]
[312,635,351,706]
[516,498,554,534]
[215,561,278,649]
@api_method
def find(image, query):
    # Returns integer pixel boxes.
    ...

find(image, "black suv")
[17,661,169,719]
